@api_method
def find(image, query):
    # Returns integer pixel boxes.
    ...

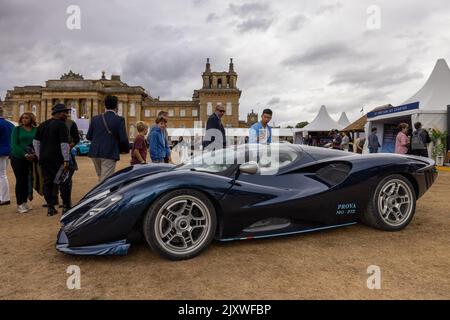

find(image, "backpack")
[411,129,426,150]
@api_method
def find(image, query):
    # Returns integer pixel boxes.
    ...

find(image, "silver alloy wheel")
[377,179,414,227]
[154,195,211,256]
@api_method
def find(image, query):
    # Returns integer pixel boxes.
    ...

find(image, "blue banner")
[367,102,419,119]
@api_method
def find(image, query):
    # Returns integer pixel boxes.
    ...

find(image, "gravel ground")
[0,156,449,300]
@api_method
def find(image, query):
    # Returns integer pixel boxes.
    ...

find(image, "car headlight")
[69,194,123,229]
[87,194,123,218]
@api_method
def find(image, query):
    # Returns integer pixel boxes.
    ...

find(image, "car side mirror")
[239,161,259,175]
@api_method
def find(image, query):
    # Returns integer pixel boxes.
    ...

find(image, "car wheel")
[361,174,416,231]
[143,189,217,260]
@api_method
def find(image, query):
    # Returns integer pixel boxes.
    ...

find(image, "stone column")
[37,100,42,122]
[12,102,19,122]
[123,101,128,128]
[93,99,99,116]
[136,101,142,122]
[87,99,92,119]
[47,100,53,120]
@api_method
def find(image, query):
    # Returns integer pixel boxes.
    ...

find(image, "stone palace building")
[2,59,258,137]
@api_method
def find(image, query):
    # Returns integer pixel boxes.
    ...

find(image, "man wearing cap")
[33,104,71,216]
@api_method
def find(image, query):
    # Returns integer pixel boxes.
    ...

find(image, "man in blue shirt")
[249,109,273,144]
[0,108,14,205]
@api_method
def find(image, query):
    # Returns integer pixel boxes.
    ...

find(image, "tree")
[295,121,309,129]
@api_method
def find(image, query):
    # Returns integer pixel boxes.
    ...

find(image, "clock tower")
[197,58,241,127]
[247,109,258,126]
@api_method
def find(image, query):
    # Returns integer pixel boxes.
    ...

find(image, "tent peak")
[337,112,351,127]
[402,58,450,110]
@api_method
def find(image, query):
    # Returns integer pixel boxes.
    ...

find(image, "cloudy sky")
[1,0,450,126]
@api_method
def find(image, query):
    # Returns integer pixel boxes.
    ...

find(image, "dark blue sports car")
[57,144,437,260]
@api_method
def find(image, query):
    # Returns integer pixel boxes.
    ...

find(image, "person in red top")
[130,121,149,165]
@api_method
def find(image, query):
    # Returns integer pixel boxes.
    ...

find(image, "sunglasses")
[218,109,226,113]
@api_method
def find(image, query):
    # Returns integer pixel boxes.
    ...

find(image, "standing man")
[411,122,431,157]
[33,104,71,216]
[249,109,273,144]
[368,127,381,153]
[203,103,226,150]
[0,108,14,206]
[87,95,129,182]
[58,117,80,213]
[147,111,171,163]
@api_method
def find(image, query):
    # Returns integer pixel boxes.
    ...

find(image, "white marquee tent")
[365,58,450,153]
[299,105,343,132]
[337,112,351,128]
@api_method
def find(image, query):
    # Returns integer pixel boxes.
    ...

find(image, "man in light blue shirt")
[249,109,273,144]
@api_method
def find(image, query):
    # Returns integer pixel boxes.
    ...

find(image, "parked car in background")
[74,139,90,156]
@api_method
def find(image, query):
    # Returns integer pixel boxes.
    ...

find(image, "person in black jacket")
[202,103,226,150]
[57,118,80,213]
[33,104,71,216]
[86,95,129,182]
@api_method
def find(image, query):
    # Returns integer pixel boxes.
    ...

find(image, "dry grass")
[0,156,449,299]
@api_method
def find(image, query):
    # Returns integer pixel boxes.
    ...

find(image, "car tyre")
[143,189,217,260]
[360,174,416,231]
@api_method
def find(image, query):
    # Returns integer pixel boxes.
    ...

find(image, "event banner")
[367,102,420,119]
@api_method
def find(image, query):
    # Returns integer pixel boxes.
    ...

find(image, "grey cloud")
[288,14,309,31]
[1,0,449,126]
[267,97,281,105]
[206,13,219,22]
[122,44,228,99]
[236,18,273,33]
[228,2,274,33]
[229,2,270,18]
[330,64,423,89]
[282,42,358,66]
[315,1,343,15]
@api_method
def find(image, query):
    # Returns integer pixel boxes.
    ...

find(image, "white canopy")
[337,112,351,128]
[300,105,342,132]
[403,58,450,110]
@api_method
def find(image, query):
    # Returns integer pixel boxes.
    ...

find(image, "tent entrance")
[370,115,412,153]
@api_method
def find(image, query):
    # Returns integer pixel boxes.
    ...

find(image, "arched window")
[118,102,123,116]
[19,104,25,116]
[217,79,222,88]
[31,104,37,115]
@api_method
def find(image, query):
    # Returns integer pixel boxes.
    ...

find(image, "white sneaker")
[25,202,33,210]
[18,204,28,214]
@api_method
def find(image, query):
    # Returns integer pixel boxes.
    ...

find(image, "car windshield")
[177,144,300,175]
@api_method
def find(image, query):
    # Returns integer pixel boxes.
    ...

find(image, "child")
[149,117,169,163]
[130,121,149,165]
